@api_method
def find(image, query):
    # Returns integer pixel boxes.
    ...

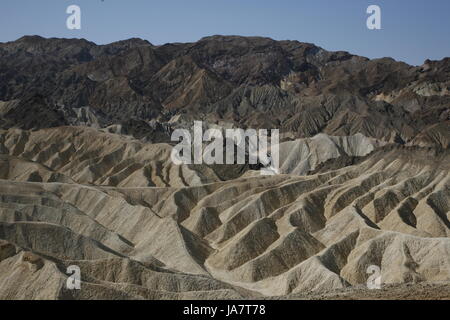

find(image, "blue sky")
[1,0,449,65]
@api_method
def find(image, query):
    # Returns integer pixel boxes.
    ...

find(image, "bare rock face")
[0,126,448,299]
[0,35,448,146]
[277,133,385,175]
[0,35,448,299]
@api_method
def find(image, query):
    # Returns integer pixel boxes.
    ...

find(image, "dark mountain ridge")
[0,35,448,148]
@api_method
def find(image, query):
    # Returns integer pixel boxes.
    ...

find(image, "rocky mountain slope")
[0,35,448,299]
[0,35,448,146]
